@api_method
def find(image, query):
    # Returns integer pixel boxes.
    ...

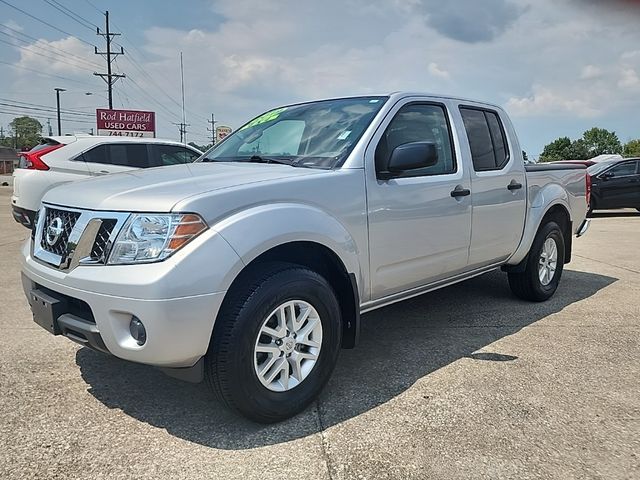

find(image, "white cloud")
[428,62,450,79]
[618,67,640,88]
[580,64,602,79]
[506,86,600,118]
[17,36,98,74]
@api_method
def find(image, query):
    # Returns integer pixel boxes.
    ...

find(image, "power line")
[0,37,101,71]
[0,59,100,87]
[0,101,95,117]
[0,0,96,48]
[44,0,98,31]
[0,25,102,69]
[0,108,94,125]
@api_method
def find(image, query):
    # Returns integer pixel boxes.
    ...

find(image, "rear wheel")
[508,221,565,302]
[206,262,342,423]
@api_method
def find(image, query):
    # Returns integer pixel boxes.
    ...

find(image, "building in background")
[0,146,17,175]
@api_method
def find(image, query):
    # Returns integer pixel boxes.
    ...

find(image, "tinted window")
[82,144,149,168]
[82,145,108,164]
[375,103,455,177]
[152,145,200,166]
[460,107,510,171]
[609,161,637,177]
[485,112,509,168]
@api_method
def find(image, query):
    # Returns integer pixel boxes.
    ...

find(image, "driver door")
[365,100,472,300]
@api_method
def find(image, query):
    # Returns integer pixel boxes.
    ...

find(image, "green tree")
[9,116,42,150]
[539,136,571,162]
[623,139,640,157]
[566,138,589,160]
[581,127,623,156]
[188,141,211,152]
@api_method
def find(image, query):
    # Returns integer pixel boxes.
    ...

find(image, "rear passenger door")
[459,106,527,268]
[149,144,201,167]
[82,143,150,175]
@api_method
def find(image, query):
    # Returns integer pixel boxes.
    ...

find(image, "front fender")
[211,203,364,295]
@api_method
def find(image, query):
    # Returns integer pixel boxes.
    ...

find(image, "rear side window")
[460,107,510,171]
[151,145,200,166]
[82,144,150,168]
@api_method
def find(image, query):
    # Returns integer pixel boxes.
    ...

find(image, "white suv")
[11,135,202,228]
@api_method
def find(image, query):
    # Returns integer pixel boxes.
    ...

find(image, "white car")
[11,135,202,228]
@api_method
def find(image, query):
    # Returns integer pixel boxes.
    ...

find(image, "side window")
[608,161,637,177]
[460,107,510,171]
[238,120,305,157]
[375,103,455,177]
[152,145,200,166]
[107,144,149,168]
[81,144,149,168]
[82,145,108,164]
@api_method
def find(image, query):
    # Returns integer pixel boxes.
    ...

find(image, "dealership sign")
[215,125,232,143]
[96,109,156,137]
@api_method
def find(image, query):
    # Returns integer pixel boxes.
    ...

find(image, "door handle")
[507,181,523,190]
[450,186,471,198]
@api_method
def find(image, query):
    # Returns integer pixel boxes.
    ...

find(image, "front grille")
[40,208,81,257]
[90,219,117,262]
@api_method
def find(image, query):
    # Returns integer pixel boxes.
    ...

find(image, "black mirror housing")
[387,142,438,173]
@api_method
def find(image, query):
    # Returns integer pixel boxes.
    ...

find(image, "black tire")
[206,262,342,423]
[508,221,565,302]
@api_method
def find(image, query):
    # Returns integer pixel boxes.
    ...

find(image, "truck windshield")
[201,96,388,169]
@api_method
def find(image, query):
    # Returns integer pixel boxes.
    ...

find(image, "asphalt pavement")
[0,186,638,479]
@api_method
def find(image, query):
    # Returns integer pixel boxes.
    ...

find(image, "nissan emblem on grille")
[45,217,64,246]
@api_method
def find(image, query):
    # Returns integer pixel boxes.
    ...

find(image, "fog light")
[129,316,146,346]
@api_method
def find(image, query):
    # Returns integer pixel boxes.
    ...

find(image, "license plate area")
[30,289,67,335]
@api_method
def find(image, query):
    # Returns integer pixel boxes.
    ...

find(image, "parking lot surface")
[0,186,638,479]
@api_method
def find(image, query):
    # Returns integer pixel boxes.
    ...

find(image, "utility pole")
[172,122,190,143]
[207,113,217,145]
[94,11,125,109]
[46,118,53,136]
[54,88,65,135]
[179,52,187,144]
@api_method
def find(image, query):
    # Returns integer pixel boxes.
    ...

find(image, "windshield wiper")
[248,155,297,166]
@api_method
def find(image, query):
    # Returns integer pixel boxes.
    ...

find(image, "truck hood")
[43,162,328,212]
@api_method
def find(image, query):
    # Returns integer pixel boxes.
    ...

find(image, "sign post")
[96,109,156,137]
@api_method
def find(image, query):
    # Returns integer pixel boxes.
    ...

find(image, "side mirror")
[387,141,438,173]
[601,171,614,180]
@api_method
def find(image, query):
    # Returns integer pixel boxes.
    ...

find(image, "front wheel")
[205,262,342,423]
[508,221,565,302]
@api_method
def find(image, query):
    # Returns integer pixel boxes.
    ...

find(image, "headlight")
[108,213,207,264]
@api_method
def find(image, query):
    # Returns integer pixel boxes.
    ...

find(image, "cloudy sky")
[1,0,639,157]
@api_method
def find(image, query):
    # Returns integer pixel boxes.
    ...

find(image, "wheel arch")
[505,201,573,270]
[220,241,360,349]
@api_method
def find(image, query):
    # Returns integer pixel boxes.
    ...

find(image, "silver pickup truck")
[21,92,590,422]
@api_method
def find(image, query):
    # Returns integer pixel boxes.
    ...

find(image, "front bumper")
[22,256,226,369]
